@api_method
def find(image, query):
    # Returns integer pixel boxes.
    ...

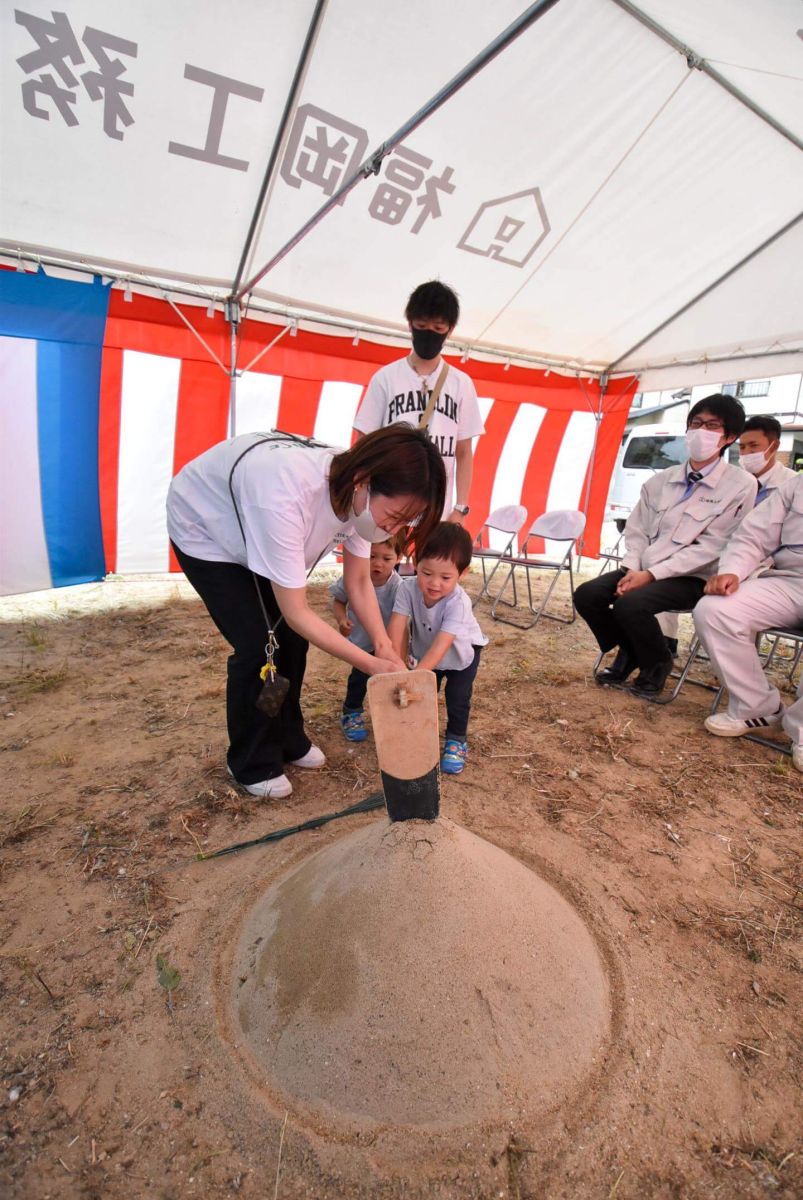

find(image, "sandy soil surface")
[0,565,800,1199]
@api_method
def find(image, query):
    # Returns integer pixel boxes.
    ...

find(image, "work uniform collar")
[667,456,727,488]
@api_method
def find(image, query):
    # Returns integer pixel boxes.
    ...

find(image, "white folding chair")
[490,509,585,628]
[471,505,528,608]
[709,624,803,757]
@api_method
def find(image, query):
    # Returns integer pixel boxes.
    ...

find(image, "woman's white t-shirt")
[166,434,370,589]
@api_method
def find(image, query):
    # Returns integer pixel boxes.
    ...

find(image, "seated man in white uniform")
[738,415,796,503]
[659,414,795,655]
[694,473,803,773]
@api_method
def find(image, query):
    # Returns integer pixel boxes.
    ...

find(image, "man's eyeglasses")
[688,419,724,432]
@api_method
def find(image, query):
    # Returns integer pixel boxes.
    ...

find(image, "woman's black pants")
[172,543,311,784]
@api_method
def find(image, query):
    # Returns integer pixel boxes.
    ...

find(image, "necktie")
[680,469,704,501]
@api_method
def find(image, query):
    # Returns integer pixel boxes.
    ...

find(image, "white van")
[605,424,687,531]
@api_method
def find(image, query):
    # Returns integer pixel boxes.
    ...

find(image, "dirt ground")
[0,564,800,1200]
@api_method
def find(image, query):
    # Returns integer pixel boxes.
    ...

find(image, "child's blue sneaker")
[340,709,368,742]
[441,738,468,775]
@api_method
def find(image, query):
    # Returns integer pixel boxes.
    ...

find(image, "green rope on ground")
[197,792,386,861]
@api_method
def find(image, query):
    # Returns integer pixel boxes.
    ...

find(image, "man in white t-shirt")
[353,281,485,522]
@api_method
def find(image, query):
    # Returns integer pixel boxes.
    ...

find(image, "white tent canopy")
[4,0,803,388]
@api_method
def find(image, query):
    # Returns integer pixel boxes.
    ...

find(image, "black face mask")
[411,326,447,360]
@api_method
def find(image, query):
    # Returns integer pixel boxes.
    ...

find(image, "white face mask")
[739,448,772,476]
[349,484,395,542]
[685,428,722,462]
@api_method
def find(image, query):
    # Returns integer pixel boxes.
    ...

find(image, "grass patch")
[16,666,69,696]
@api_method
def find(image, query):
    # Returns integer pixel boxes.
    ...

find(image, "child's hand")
[338,618,354,637]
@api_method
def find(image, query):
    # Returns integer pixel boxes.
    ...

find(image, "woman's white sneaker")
[287,744,326,769]
[227,767,292,798]
[704,708,783,738]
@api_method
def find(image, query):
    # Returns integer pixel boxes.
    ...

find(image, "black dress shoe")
[629,657,674,697]
[596,647,638,686]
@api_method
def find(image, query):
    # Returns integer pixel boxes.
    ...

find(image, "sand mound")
[233,816,610,1131]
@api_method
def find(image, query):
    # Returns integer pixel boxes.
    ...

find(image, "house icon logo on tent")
[457,187,550,268]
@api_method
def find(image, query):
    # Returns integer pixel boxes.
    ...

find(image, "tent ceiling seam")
[604,209,803,374]
[230,0,329,298]
[466,71,692,352]
[610,0,803,153]
[706,59,803,86]
[233,0,563,301]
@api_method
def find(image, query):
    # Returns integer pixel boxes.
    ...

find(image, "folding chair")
[760,628,803,680]
[490,509,585,628]
[471,505,528,607]
[593,610,720,706]
[708,625,803,757]
[596,528,625,575]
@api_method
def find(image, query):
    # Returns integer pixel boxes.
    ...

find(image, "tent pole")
[230,0,329,299]
[605,210,803,376]
[577,374,607,566]
[226,300,240,437]
[4,248,611,378]
[240,324,292,375]
[610,0,803,153]
[233,0,563,301]
[162,292,228,373]
[607,344,803,378]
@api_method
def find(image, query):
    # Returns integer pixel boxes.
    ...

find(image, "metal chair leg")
[491,547,576,629]
[473,534,519,608]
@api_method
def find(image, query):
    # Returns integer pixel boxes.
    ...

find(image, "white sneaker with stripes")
[704,708,783,738]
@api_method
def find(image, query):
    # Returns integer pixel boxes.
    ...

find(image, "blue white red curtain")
[0,268,109,594]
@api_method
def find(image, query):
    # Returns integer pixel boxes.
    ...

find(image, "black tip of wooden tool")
[380,767,440,822]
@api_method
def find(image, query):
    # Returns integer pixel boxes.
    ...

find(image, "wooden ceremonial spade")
[366,669,440,821]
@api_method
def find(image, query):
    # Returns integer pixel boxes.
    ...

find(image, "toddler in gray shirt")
[330,535,404,741]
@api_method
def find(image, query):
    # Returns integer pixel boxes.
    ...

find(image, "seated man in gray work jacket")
[738,415,797,503]
[694,472,803,772]
[658,413,795,655]
[574,394,757,697]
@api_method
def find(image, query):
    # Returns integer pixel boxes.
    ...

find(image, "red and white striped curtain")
[99,293,636,574]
